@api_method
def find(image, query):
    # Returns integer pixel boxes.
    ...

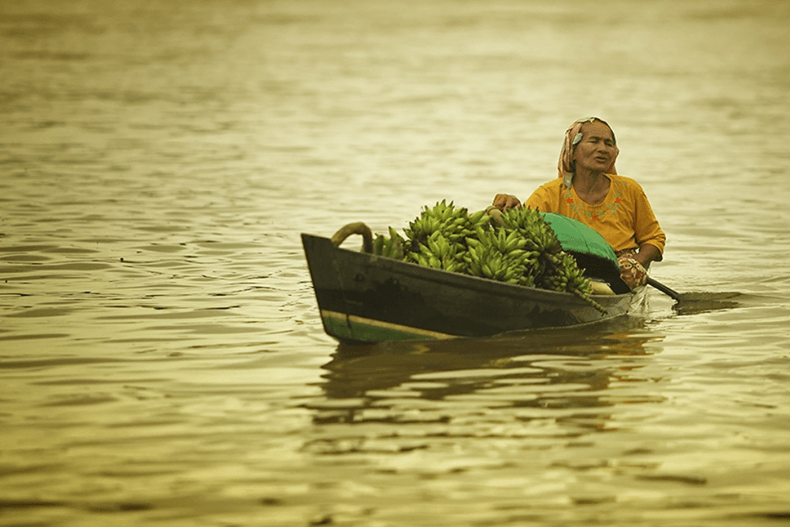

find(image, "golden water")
[2,1,789,525]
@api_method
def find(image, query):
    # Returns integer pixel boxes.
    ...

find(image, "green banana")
[373,200,599,305]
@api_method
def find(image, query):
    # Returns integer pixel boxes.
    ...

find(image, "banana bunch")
[372,226,406,259]
[404,200,490,245]
[501,208,593,299]
[499,207,562,255]
[540,252,593,295]
[538,251,605,313]
[464,228,539,286]
[399,200,492,274]
[370,200,599,309]
[408,231,465,272]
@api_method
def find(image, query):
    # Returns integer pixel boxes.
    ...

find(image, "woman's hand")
[493,194,521,211]
[617,256,648,290]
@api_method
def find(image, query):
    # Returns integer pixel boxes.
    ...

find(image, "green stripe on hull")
[321,310,454,342]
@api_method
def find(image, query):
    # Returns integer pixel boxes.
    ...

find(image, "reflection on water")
[292,322,726,525]
[312,319,663,433]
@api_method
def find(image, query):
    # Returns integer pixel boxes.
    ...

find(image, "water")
[1,0,789,525]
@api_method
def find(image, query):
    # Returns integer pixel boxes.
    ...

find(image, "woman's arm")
[634,243,661,268]
[631,182,665,263]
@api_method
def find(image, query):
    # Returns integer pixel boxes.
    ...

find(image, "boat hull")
[302,233,633,344]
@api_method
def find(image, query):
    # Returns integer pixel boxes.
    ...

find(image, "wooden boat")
[302,222,635,345]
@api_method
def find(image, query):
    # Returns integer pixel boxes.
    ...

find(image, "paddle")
[646,276,740,314]
[646,277,681,301]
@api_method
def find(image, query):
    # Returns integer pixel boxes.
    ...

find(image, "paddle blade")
[673,291,741,315]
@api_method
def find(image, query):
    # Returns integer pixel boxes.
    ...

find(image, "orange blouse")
[524,174,666,258]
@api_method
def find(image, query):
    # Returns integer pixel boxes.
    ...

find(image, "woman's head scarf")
[558,117,619,187]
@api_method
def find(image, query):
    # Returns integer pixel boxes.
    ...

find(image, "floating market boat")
[302,214,635,344]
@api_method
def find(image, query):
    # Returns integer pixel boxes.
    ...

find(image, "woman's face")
[573,121,617,175]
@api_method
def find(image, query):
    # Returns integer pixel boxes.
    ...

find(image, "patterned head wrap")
[558,117,619,188]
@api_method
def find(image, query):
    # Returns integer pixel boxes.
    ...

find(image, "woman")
[493,117,665,290]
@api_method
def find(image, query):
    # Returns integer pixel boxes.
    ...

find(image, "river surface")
[1,1,789,525]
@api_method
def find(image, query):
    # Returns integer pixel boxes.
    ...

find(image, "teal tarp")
[540,213,617,263]
[539,213,628,293]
